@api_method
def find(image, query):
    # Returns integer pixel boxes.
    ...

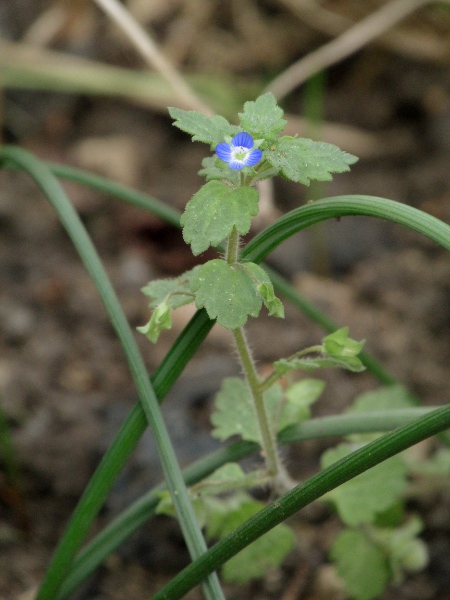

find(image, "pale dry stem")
[93,0,213,115]
[266,0,450,101]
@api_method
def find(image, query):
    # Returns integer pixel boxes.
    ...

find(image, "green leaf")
[222,521,295,583]
[204,493,250,539]
[322,327,365,358]
[373,501,405,528]
[256,281,284,318]
[322,355,365,372]
[191,260,271,329]
[194,463,247,497]
[205,495,295,583]
[278,378,325,431]
[273,355,365,376]
[155,490,208,528]
[347,385,415,442]
[238,92,287,145]
[180,181,259,256]
[211,377,283,443]
[331,529,389,600]
[348,385,414,413]
[211,377,323,442]
[141,267,199,309]
[372,517,428,583]
[198,156,240,185]
[136,302,172,343]
[168,108,239,147]
[266,136,358,185]
[321,443,408,526]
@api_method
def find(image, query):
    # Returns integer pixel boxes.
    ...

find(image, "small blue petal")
[228,160,245,170]
[243,148,263,167]
[215,142,233,162]
[231,132,254,149]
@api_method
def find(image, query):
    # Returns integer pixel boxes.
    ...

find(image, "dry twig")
[266,0,450,100]
[93,0,212,115]
[281,0,450,63]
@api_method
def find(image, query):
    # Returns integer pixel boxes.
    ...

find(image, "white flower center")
[232,146,249,162]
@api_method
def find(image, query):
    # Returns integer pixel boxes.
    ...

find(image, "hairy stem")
[260,345,323,392]
[226,226,239,264]
[225,226,292,488]
[232,328,281,477]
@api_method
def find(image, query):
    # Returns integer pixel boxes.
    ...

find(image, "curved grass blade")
[51,308,214,600]
[0,147,224,600]
[242,195,450,263]
[47,162,182,227]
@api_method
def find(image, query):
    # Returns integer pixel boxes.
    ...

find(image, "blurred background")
[1,1,450,599]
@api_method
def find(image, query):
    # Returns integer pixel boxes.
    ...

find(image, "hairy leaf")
[195,463,247,497]
[371,517,428,583]
[211,377,283,443]
[256,281,284,318]
[278,378,325,431]
[321,443,408,526]
[169,108,239,147]
[267,136,358,185]
[331,529,389,600]
[238,92,287,145]
[346,385,414,442]
[191,260,271,329]
[348,385,414,413]
[322,327,365,358]
[181,181,259,255]
[141,267,199,308]
[273,354,365,376]
[136,302,172,343]
[205,495,295,583]
[198,156,241,185]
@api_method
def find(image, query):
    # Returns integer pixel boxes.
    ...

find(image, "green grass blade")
[151,404,450,600]
[0,147,223,600]
[52,309,213,600]
[242,195,450,263]
[47,162,182,227]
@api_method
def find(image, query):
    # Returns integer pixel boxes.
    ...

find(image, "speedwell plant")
[136,93,430,597]
[138,93,361,489]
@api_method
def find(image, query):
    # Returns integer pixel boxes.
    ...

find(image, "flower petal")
[242,148,263,167]
[215,142,233,162]
[228,160,245,170]
[231,132,254,149]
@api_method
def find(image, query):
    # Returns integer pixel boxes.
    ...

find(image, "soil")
[1,2,450,600]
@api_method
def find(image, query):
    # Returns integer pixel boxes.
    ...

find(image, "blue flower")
[215,132,262,170]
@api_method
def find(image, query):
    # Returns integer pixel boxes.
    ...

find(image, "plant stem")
[226,226,239,264]
[260,345,323,391]
[232,327,281,478]
[225,226,292,488]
